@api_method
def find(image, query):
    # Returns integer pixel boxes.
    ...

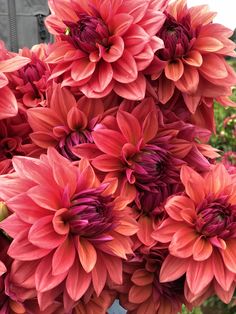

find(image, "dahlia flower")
[0,148,137,311]
[117,245,188,314]
[145,0,236,113]
[6,44,51,110]
[27,84,111,161]
[45,0,166,100]
[153,164,236,303]
[74,98,219,200]
[0,41,30,119]
[0,110,42,174]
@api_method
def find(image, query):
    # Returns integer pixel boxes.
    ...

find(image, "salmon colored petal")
[131,269,154,286]
[103,36,124,62]
[109,14,134,36]
[175,65,199,94]
[52,237,75,276]
[164,59,184,81]
[91,254,107,296]
[129,284,152,304]
[193,37,224,52]
[72,143,102,160]
[186,258,214,295]
[204,163,231,195]
[93,129,126,157]
[0,56,30,72]
[27,185,61,210]
[183,94,201,114]
[71,58,96,82]
[112,50,138,83]
[88,61,113,93]
[165,195,195,221]
[0,86,18,119]
[117,110,141,145]
[142,110,158,143]
[113,73,146,100]
[115,216,138,236]
[193,237,213,261]
[183,50,203,67]
[137,216,155,246]
[35,254,67,292]
[66,260,91,301]
[28,216,66,249]
[0,214,29,238]
[153,218,185,242]
[214,280,235,304]
[160,255,189,282]
[102,254,123,285]
[76,237,97,273]
[199,54,228,79]
[158,75,175,104]
[136,299,156,314]
[221,240,236,273]
[212,250,235,291]
[180,165,205,203]
[169,228,197,258]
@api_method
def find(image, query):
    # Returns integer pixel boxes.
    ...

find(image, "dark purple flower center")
[64,14,109,52]
[195,194,236,238]
[57,130,93,161]
[66,186,115,239]
[134,145,179,192]
[157,13,195,61]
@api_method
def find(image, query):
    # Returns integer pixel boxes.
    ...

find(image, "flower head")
[0,148,137,311]
[45,0,166,100]
[153,164,236,303]
[146,0,236,113]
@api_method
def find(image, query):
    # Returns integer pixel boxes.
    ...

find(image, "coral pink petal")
[27,185,61,210]
[103,36,124,62]
[183,94,201,114]
[153,219,185,242]
[193,37,224,52]
[204,163,231,195]
[165,195,195,221]
[160,255,189,282]
[214,281,235,304]
[71,58,96,82]
[199,54,228,79]
[137,216,155,246]
[0,72,8,88]
[52,237,75,276]
[114,73,146,100]
[165,59,184,81]
[221,240,236,273]
[169,228,198,258]
[0,86,18,119]
[212,250,235,291]
[186,258,214,295]
[93,129,126,157]
[175,66,199,94]
[92,155,123,172]
[158,76,175,103]
[129,284,152,304]
[8,230,51,261]
[92,254,107,296]
[183,50,203,67]
[28,216,66,249]
[102,254,123,285]
[112,50,138,83]
[88,61,113,92]
[0,56,30,72]
[35,254,67,292]
[180,165,205,203]
[0,261,6,276]
[66,260,91,301]
[117,110,141,144]
[75,237,97,273]
[192,237,213,261]
[0,214,29,238]
[109,13,134,36]
[131,269,154,286]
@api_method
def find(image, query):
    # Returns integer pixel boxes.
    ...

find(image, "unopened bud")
[0,202,8,222]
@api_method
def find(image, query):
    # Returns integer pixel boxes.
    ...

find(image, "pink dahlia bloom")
[0,148,137,311]
[116,245,188,314]
[6,44,51,110]
[74,98,219,200]
[0,41,30,119]
[27,84,113,161]
[153,164,236,303]
[145,0,236,113]
[0,110,42,174]
[45,0,166,100]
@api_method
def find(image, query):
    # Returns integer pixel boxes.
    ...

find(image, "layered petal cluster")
[153,164,236,303]
[45,0,166,100]
[6,44,51,110]
[75,97,219,200]
[116,245,188,314]
[0,148,138,311]
[0,41,30,119]
[146,0,236,113]
[0,110,42,174]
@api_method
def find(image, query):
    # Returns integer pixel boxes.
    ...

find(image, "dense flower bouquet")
[0,0,235,313]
